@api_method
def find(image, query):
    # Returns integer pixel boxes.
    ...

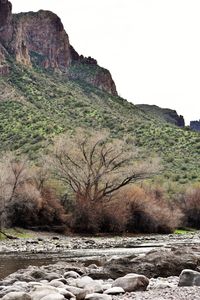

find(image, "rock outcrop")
[0,43,9,75]
[0,0,117,95]
[190,120,200,132]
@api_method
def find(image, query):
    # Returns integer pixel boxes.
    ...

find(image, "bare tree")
[50,130,159,204]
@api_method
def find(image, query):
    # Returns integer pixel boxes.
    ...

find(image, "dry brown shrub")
[69,195,100,233]
[69,185,182,234]
[7,184,67,231]
[115,185,182,234]
[7,183,42,227]
[39,187,67,228]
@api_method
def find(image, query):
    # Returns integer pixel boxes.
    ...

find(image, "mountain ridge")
[137,104,185,127]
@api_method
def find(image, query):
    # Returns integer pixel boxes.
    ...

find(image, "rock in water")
[112,273,149,292]
[178,269,200,286]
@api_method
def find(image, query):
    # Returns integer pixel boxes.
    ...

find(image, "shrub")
[181,187,200,229]
[69,200,100,234]
[119,186,182,234]
[69,185,182,235]
[7,185,67,232]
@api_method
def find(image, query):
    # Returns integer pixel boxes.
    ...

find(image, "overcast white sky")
[12,0,200,124]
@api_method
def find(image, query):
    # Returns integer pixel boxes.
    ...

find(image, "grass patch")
[0,228,33,240]
[174,228,196,234]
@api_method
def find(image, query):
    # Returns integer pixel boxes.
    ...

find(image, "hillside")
[137,104,185,127]
[0,0,200,188]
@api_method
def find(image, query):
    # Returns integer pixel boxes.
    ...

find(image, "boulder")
[46,273,61,281]
[57,288,75,299]
[104,247,200,278]
[64,271,81,279]
[2,292,31,300]
[112,273,149,292]
[178,269,200,286]
[64,285,87,300]
[74,276,94,288]
[49,279,65,288]
[30,285,58,300]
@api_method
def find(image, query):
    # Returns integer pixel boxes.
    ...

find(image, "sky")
[11,0,200,125]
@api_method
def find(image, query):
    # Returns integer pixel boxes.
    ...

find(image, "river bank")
[0,229,200,254]
[1,231,200,299]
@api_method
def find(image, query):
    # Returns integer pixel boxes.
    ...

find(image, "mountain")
[0,0,117,95]
[137,105,185,127]
[1,0,200,187]
[190,120,200,132]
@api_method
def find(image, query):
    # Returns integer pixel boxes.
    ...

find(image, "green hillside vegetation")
[0,60,200,188]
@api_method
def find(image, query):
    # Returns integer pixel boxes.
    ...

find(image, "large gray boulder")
[178,269,200,286]
[104,247,200,278]
[112,273,149,292]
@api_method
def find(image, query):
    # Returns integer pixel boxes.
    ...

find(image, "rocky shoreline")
[1,232,200,299]
[1,261,200,299]
[0,231,200,254]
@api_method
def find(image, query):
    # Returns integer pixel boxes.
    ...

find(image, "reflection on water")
[0,246,155,280]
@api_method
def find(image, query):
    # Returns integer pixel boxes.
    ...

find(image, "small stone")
[52,236,60,240]
[46,273,61,281]
[75,276,94,288]
[41,294,65,300]
[64,271,81,279]
[64,285,86,300]
[85,293,112,300]
[49,279,65,288]
[104,287,125,295]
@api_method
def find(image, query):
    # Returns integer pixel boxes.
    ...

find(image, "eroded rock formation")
[0,0,117,95]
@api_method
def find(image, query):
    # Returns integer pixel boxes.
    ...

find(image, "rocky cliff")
[0,0,117,95]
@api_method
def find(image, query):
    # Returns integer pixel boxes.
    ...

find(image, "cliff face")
[69,46,117,95]
[0,0,117,95]
[11,11,71,70]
